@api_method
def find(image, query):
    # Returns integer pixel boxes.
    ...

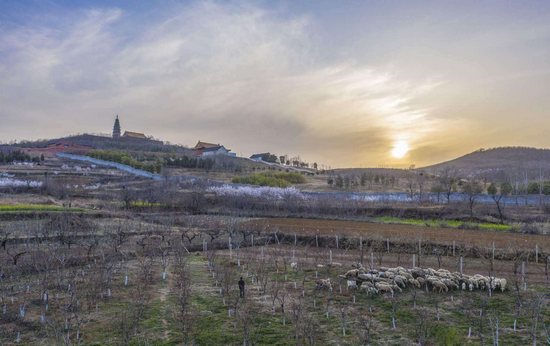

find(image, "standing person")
[238,277,245,298]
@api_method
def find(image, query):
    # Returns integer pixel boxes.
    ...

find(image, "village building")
[34,140,93,153]
[200,145,230,157]
[192,141,232,157]
[250,153,270,161]
[250,152,278,163]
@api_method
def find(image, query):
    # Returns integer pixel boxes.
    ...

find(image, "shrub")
[520,223,541,234]
[431,324,462,346]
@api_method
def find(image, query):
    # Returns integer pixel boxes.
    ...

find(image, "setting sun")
[392,141,409,158]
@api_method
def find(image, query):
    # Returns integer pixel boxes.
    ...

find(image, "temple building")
[112,116,149,140]
[113,115,121,138]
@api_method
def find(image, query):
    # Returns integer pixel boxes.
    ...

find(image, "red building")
[36,140,94,153]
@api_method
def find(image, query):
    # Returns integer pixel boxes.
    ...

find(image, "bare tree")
[173,251,195,345]
[414,308,433,345]
[357,306,375,346]
[238,301,264,346]
[462,181,483,217]
[291,298,304,341]
[487,182,512,224]
[405,169,416,200]
[439,166,460,203]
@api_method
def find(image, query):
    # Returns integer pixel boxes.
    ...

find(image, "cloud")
[0,1,446,167]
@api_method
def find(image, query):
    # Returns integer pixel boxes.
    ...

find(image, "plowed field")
[245,218,549,250]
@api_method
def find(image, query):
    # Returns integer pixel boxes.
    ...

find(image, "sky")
[1,0,549,168]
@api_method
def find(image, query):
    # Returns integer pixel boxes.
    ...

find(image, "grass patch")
[0,204,88,213]
[373,216,517,232]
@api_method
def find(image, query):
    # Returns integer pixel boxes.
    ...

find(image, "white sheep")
[375,283,393,294]
[431,281,448,293]
[316,279,332,292]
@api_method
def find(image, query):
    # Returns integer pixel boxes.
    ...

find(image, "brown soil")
[244,218,550,250]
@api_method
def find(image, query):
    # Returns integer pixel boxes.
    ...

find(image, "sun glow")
[391,141,409,159]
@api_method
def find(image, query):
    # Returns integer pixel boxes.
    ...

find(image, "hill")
[14,133,192,154]
[421,147,550,178]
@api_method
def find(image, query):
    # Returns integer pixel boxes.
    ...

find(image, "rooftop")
[122,131,147,139]
[192,141,221,150]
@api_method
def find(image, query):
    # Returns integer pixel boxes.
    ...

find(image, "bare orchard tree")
[291,297,304,341]
[474,296,490,344]
[300,309,319,346]
[439,166,460,203]
[536,163,548,211]
[158,242,171,280]
[278,288,288,325]
[414,308,433,346]
[431,184,445,203]
[173,250,195,345]
[238,301,264,346]
[462,181,483,217]
[219,263,236,311]
[268,278,282,315]
[357,306,375,346]
[435,245,450,269]
[389,295,400,329]
[509,270,525,331]
[528,293,546,346]
[405,169,416,200]
[487,182,512,224]
[417,170,426,202]
[488,313,501,346]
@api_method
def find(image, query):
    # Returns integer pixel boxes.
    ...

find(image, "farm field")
[245,218,550,251]
[1,155,549,345]
[1,222,548,345]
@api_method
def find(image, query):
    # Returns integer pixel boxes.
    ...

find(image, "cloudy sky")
[1,1,549,168]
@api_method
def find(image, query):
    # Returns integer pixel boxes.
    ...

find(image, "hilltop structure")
[122,131,147,139]
[112,116,151,141]
[113,115,121,138]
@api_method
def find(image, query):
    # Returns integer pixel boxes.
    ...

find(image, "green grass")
[373,216,518,232]
[231,172,306,188]
[0,204,88,213]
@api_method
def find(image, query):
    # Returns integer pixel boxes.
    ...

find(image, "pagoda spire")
[113,115,121,138]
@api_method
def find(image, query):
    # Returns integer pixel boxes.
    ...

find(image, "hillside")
[421,147,550,177]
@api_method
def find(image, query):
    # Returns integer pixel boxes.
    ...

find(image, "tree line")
[0,150,44,164]
[86,150,162,173]
[327,172,399,189]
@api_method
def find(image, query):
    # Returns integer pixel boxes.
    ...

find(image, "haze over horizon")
[1,1,549,168]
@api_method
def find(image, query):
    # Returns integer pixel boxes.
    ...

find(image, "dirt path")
[159,284,170,340]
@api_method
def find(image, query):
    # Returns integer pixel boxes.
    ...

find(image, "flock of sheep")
[315,262,507,296]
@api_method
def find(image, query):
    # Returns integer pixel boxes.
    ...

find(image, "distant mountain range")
[421,147,550,177]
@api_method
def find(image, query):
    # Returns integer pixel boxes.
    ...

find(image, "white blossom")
[0,178,43,188]
[207,185,304,199]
